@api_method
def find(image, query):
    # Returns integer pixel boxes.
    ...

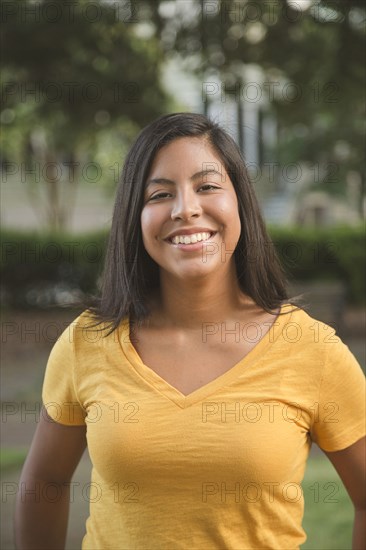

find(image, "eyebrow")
[146,169,223,188]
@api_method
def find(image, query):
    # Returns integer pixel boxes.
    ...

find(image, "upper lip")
[164,228,217,240]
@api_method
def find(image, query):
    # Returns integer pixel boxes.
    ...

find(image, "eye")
[148,192,172,201]
[198,184,220,192]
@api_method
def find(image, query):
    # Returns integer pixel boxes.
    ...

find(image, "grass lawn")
[0,448,27,471]
[301,454,353,549]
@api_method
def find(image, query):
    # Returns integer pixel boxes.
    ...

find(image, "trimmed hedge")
[269,226,365,304]
[1,230,107,308]
[1,226,365,307]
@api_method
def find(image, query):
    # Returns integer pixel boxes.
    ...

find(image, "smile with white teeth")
[170,232,213,245]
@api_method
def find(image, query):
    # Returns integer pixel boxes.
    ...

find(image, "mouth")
[166,231,217,246]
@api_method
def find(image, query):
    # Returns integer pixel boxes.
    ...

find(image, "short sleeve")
[42,320,86,426]
[310,335,366,451]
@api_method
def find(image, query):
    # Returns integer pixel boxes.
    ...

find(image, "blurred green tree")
[143,0,365,212]
[1,0,171,230]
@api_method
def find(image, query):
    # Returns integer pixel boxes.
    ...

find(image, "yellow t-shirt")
[42,304,365,550]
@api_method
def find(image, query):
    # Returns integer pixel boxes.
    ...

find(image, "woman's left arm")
[324,436,366,550]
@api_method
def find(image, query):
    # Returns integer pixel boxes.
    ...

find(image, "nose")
[170,187,202,221]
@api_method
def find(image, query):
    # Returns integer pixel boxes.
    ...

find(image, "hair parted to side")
[88,112,293,333]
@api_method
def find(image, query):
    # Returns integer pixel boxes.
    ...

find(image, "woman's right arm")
[14,407,87,550]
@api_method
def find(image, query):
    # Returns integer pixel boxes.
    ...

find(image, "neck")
[149,266,250,330]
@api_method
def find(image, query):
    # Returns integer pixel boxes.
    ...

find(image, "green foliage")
[270,225,365,303]
[1,0,170,157]
[1,227,364,308]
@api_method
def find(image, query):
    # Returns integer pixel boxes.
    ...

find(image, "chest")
[131,320,273,395]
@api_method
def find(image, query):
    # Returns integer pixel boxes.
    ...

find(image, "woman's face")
[140,137,241,283]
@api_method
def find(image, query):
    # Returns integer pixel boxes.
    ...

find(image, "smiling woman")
[15,113,365,550]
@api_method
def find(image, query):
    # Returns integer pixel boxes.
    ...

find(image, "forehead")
[148,137,225,176]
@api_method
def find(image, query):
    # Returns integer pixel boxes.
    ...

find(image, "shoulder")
[279,305,364,385]
[55,310,127,353]
[278,303,342,349]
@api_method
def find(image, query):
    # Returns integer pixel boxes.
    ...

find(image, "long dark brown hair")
[89,112,294,333]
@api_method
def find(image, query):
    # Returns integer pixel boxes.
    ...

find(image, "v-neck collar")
[117,303,294,409]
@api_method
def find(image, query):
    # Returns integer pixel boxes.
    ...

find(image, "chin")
[166,262,220,282]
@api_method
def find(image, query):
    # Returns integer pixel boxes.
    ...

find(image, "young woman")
[15,113,365,549]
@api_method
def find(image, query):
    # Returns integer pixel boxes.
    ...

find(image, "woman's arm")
[324,436,366,550]
[14,407,87,550]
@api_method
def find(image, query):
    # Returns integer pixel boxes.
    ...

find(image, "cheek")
[140,208,156,248]
[214,196,241,230]
[140,206,166,252]
[220,198,241,248]
[140,209,154,249]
